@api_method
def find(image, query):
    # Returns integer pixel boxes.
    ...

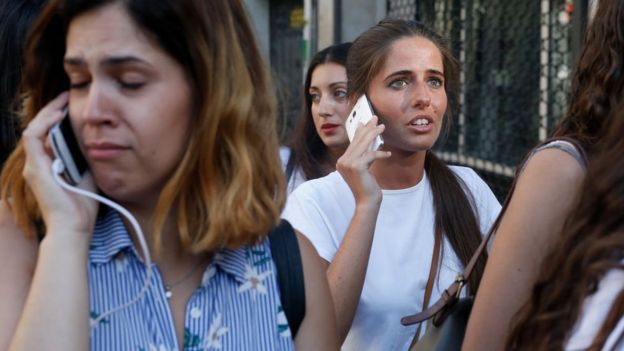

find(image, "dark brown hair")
[347,19,485,294]
[551,0,624,151]
[286,42,352,182]
[0,0,285,253]
[506,98,624,350]
[0,0,47,170]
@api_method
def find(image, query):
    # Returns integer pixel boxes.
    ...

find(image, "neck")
[121,201,186,264]
[324,144,348,173]
[370,148,427,189]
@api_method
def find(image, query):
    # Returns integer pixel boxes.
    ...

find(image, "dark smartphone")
[48,108,88,185]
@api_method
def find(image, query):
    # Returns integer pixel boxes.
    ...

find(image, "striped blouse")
[88,208,295,350]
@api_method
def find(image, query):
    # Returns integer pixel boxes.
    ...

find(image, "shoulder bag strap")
[408,226,442,347]
[402,137,589,326]
[269,219,306,338]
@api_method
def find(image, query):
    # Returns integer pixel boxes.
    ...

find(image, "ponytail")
[425,151,486,294]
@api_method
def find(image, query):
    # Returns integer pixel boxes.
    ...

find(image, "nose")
[317,96,334,118]
[79,83,116,126]
[411,82,431,108]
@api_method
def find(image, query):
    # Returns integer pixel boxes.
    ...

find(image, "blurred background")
[244,0,595,200]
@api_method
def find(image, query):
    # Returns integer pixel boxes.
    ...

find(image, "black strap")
[269,219,306,338]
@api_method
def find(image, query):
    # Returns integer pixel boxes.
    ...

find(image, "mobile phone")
[48,108,88,185]
[345,94,384,151]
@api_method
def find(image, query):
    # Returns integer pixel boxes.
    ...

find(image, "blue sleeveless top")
[88,209,295,350]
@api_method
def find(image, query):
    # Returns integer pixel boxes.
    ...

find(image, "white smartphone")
[48,108,88,185]
[345,94,384,151]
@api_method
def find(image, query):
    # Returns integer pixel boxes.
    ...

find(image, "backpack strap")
[269,219,306,338]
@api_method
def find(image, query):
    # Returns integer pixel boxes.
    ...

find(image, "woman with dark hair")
[282,42,351,193]
[0,0,47,170]
[463,1,624,349]
[282,19,500,349]
[506,99,624,350]
[0,0,338,350]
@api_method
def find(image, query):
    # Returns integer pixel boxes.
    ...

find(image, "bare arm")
[0,204,38,351]
[294,232,340,350]
[3,92,98,351]
[325,117,390,342]
[462,149,585,351]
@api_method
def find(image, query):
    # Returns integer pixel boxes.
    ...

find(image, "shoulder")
[519,146,586,191]
[449,165,482,183]
[283,171,348,224]
[499,145,586,232]
[532,140,587,170]
[447,165,501,225]
[448,165,494,199]
[289,171,348,200]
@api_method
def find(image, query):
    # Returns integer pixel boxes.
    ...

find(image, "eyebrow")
[329,81,348,88]
[385,69,445,80]
[309,81,347,91]
[63,55,150,68]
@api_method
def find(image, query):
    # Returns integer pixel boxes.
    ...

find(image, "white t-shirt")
[566,266,624,350]
[279,146,306,194]
[282,166,501,351]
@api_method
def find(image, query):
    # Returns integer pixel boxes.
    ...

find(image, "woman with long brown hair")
[506,98,624,350]
[463,1,624,349]
[282,19,500,350]
[0,0,338,350]
[282,42,352,193]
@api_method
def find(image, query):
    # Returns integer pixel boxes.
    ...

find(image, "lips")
[321,123,340,133]
[85,141,129,160]
[407,115,434,133]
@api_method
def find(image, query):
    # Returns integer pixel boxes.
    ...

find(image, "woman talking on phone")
[0,0,338,350]
[282,19,500,350]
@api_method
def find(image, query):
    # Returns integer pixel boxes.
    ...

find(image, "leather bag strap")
[408,226,442,347]
[401,137,589,327]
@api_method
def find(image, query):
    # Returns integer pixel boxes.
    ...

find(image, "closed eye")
[119,81,145,90]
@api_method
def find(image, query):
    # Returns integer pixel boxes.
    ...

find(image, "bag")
[402,226,476,351]
[269,219,305,337]
[409,298,473,351]
[402,138,589,351]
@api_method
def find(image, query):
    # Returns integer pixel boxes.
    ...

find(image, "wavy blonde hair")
[0,0,285,253]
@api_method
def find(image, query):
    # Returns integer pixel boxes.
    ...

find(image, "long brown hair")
[506,98,624,350]
[0,0,285,253]
[347,19,485,294]
[286,42,352,182]
[551,0,624,151]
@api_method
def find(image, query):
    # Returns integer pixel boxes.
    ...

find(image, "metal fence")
[388,0,585,200]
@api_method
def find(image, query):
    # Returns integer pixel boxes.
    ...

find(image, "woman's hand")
[336,116,391,208]
[21,92,98,241]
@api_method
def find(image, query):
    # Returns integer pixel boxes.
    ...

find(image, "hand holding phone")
[48,108,88,185]
[345,94,384,151]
